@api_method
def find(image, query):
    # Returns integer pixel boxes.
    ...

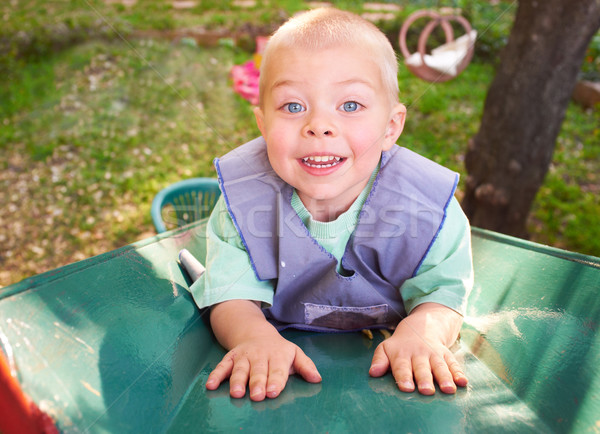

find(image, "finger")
[248,358,269,401]
[228,356,250,398]
[430,352,456,394]
[369,343,391,378]
[412,356,435,395]
[389,355,415,392]
[206,352,235,391]
[445,352,468,388]
[265,358,291,399]
[290,348,322,384]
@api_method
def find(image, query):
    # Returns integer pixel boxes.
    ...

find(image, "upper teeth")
[303,156,341,163]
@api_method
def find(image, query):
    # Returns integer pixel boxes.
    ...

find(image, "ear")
[253,106,266,137]
[382,103,407,151]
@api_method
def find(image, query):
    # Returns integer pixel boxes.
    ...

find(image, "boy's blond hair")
[258,8,399,106]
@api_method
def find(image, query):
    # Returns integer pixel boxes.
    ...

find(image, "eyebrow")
[270,78,375,91]
[336,78,376,87]
[270,79,299,91]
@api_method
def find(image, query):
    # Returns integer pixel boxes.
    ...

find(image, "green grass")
[529,105,600,254]
[0,38,257,284]
[1,0,598,286]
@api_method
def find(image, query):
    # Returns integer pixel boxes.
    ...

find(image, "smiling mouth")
[301,155,344,168]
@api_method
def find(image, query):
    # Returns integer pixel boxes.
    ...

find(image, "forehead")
[264,44,383,90]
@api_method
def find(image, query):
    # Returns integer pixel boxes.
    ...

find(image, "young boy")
[190,7,473,402]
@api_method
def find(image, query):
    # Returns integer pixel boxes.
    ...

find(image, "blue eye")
[341,101,359,112]
[285,102,305,113]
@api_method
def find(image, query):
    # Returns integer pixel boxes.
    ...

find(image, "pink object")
[231,60,260,105]
[231,36,269,105]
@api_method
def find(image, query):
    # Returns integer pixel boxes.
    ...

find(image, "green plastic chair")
[151,178,221,233]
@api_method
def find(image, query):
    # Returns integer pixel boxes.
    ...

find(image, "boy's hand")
[206,334,321,401]
[207,300,321,401]
[368,302,467,395]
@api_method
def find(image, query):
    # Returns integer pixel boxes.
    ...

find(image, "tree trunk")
[462,0,600,238]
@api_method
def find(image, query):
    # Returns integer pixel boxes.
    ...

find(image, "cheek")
[346,130,388,169]
[261,118,289,143]
[266,143,293,178]
[265,121,298,158]
[346,115,387,141]
[349,131,384,159]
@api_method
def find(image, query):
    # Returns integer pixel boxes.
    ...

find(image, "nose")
[303,109,336,138]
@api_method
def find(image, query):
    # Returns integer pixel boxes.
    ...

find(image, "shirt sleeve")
[399,197,474,316]
[189,196,275,309]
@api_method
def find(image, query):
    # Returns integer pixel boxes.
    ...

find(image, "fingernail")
[231,385,244,394]
[398,380,413,390]
[369,365,383,375]
[440,381,456,391]
[250,387,263,398]
[419,383,435,394]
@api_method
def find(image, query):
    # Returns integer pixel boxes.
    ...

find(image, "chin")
[296,186,333,200]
